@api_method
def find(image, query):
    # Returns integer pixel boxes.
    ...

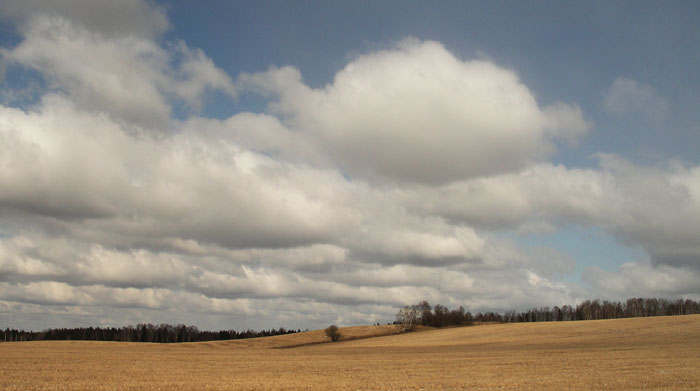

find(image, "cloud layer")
[0,1,697,331]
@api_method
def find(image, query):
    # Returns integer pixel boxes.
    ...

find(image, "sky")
[0,0,698,331]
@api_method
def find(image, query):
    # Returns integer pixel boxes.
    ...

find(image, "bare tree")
[325,325,341,342]
[395,306,418,332]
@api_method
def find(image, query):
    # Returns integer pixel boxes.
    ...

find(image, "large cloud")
[0,96,343,249]
[241,39,590,184]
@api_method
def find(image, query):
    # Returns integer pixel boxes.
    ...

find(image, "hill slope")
[1,315,699,390]
[195,324,403,349]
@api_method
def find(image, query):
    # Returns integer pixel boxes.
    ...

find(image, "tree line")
[1,323,301,343]
[396,297,700,330]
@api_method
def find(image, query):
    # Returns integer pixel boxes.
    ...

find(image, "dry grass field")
[1,315,699,390]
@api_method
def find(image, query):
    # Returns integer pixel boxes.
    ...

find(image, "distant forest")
[396,297,700,329]
[4,297,699,343]
[1,323,301,343]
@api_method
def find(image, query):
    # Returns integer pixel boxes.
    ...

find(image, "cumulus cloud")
[0,96,342,249]
[240,39,590,184]
[0,2,234,127]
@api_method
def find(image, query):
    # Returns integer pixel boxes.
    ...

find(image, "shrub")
[325,325,341,342]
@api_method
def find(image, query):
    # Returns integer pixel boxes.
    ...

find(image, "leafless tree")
[325,324,341,342]
[395,306,418,331]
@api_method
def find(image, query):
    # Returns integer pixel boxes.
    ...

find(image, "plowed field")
[2,315,699,390]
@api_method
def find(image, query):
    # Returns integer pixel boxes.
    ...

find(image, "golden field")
[1,315,699,390]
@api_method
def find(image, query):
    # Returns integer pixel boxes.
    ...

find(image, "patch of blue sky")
[0,17,21,48]
[0,64,47,109]
[507,225,646,284]
[169,91,238,123]
[197,88,240,119]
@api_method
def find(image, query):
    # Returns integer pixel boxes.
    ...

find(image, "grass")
[1,315,699,390]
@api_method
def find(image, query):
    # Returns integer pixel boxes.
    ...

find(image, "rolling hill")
[1,315,699,390]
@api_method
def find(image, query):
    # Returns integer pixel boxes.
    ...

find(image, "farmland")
[1,315,699,390]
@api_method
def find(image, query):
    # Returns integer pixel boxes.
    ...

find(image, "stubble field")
[1,315,699,390]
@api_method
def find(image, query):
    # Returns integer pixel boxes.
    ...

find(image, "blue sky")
[163,0,700,164]
[0,0,698,331]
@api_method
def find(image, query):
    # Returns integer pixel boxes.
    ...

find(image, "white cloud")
[406,156,700,270]
[170,41,237,111]
[240,39,590,184]
[0,5,234,128]
[0,0,169,39]
[584,261,700,300]
[603,77,668,122]
[0,96,345,249]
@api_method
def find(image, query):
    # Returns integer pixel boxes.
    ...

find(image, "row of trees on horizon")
[4,297,699,342]
[396,297,700,330]
[1,323,302,343]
